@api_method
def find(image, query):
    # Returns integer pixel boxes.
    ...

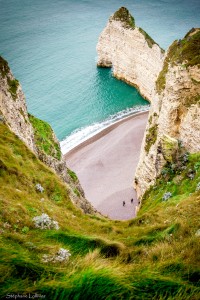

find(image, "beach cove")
[65,111,148,220]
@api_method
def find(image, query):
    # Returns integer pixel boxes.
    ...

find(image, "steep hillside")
[97,7,164,101]
[0,123,200,299]
[135,29,200,198]
[0,56,94,214]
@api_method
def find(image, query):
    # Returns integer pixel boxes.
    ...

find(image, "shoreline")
[64,110,149,159]
[64,111,148,220]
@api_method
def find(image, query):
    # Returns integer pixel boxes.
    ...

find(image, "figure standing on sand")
[123,201,125,206]
[131,198,133,203]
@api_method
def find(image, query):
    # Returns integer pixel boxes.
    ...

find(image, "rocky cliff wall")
[0,57,36,152]
[97,9,199,200]
[134,29,200,198]
[97,7,164,101]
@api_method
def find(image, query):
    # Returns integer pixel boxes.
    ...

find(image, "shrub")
[35,183,44,193]
[33,213,59,230]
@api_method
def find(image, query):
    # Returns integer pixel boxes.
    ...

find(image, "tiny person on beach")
[123,201,125,206]
[131,198,133,203]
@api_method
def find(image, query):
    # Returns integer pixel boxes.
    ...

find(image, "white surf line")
[60,106,150,155]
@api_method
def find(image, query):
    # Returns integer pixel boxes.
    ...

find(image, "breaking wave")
[60,105,149,154]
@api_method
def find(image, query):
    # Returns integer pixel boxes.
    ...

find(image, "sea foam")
[60,105,149,154]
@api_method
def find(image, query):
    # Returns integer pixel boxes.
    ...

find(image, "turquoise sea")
[0,0,199,153]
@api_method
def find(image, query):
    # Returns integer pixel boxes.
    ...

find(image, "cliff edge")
[97,7,164,101]
[134,28,200,198]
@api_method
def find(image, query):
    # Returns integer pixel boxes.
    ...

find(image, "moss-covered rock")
[160,134,178,162]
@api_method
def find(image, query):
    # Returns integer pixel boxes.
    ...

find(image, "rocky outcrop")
[0,55,95,214]
[97,7,164,101]
[0,56,36,152]
[134,29,200,198]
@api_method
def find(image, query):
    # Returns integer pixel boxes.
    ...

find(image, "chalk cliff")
[97,7,164,101]
[0,56,95,214]
[134,28,200,198]
[97,8,200,200]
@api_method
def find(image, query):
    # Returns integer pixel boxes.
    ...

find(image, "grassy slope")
[29,114,61,160]
[0,123,200,299]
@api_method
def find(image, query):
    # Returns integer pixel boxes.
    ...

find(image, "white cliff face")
[96,20,200,200]
[97,17,164,101]
[0,59,36,152]
[134,62,200,198]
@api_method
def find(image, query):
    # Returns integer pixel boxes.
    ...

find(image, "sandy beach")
[65,111,148,220]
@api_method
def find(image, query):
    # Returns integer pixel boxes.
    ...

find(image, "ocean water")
[0,0,199,153]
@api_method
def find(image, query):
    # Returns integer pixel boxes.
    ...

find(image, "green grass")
[29,114,61,160]
[112,7,135,29]
[0,123,200,299]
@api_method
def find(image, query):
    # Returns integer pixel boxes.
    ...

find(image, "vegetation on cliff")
[112,7,135,29]
[139,27,159,49]
[0,56,10,78]
[156,29,200,93]
[29,114,61,160]
[112,8,164,51]
[145,124,158,153]
[0,56,19,100]
[0,123,199,299]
